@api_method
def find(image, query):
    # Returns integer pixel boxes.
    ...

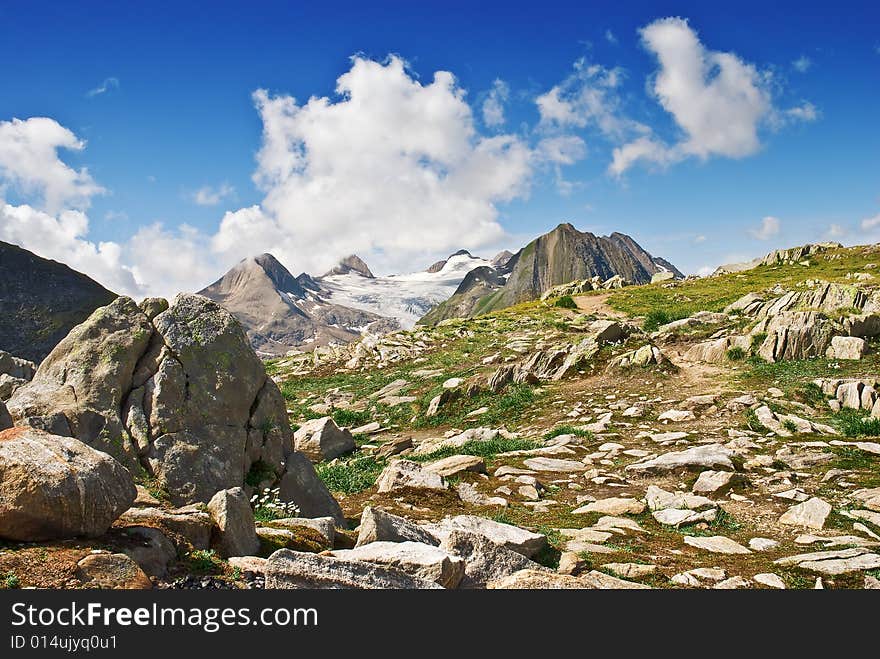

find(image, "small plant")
[412,437,541,463]
[726,346,746,361]
[316,456,385,494]
[544,425,594,441]
[782,419,798,434]
[750,332,767,352]
[643,309,671,332]
[836,409,880,437]
[331,408,372,428]
[250,487,300,522]
[1,572,20,589]
[744,408,769,433]
[185,549,224,574]
[553,295,577,309]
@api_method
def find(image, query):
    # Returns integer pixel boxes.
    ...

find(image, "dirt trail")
[572,293,627,318]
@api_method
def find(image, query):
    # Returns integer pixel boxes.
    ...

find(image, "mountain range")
[1,223,681,360]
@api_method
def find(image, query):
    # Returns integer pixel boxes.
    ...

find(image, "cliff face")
[0,241,118,363]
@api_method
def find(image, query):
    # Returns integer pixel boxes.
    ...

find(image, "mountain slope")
[198,254,390,356]
[0,241,118,363]
[420,223,679,324]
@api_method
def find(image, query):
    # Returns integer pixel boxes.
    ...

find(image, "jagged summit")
[324,254,375,279]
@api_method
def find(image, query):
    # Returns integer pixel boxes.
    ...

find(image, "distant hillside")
[420,223,681,325]
[0,241,118,363]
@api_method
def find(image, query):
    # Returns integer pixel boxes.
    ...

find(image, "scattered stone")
[278,453,346,525]
[488,569,590,589]
[572,497,645,515]
[658,409,695,422]
[424,454,486,478]
[356,507,438,547]
[375,460,447,493]
[602,562,658,579]
[426,515,546,557]
[684,535,751,555]
[75,553,152,589]
[779,497,832,530]
[121,526,176,577]
[294,417,355,462]
[826,336,867,360]
[749,537,779,551]
[440,530,543,589]
[754,573,786,589]
[626,444,736,474]
[523,457,588,472]
[692,470,749,495]
[774,548,880,575]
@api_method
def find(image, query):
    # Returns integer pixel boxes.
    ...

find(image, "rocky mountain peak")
[324,254,375,279]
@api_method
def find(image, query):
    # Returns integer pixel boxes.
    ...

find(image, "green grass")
[553,295,577,309]
[544,425,594,441]
[316,455,385,494]
[185,549,225,575]
[835,409,880,437]
[244,460,277,488]
[1,572,20,589]
[643,309,686,332]
[331,408,372,428]
[604,244,880,320]
[743,408,769,434]
[410,437,542,463]
[726,346,746,361]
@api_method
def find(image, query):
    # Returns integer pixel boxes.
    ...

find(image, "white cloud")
[536,59,647,139]
[861,213,880,231]
[87,77,119,98]
[0,117,104,212]
[0,201,141,295]
[611,17,816,176]
[694,234,706,243]
[827,223,846,238]
[192,182,235,206]
[605,29,618,45]
[749,215,781,240]
[482,79,509,127]
[792,56,812,73]
[696,265,713,277]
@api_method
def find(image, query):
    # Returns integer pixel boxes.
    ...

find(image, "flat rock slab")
[356,506,439,547]
[425,515,546,558]
[375,460,447,493]
[331,541,464,588]
[264,549,442,589]
[774,548,880,575]
[626,444,736,474]
[424,454,486,478]
[488,569,593,589]
[572,497,646,515]
[523,457,587,472]
[779,497,832,530]
[440,530,544,589]
[684,535,752,555]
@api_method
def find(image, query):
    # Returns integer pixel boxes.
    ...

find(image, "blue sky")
[0,0,878,297]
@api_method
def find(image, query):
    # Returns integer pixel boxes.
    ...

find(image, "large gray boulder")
[279,452,346,525]
[0,402,11,430]
[439,530,545,589]
[330,541,464,588]
[752,311,838,362]
[0,427,136,541]
[0,351,36,381]
[264,549,443,589]
[294,417,355,462]
[6,294,293,506]
[356,506,439,547]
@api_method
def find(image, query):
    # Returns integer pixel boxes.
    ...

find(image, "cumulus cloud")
[610,17,816,176]
[0,117,104,212]
[482,79,509,127]
[0,201,141,295]
[749,215,781,240]
[192,182,235,206]
[861,213,880,231]
[86,77,119,98]
[605,30,618,45]
[536,58,647,140]
[225,56,537,276]
[792,56,811,73]
[693,234,706,243]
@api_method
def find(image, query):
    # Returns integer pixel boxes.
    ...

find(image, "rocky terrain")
[0,241,117,362]
[2,240,879,590]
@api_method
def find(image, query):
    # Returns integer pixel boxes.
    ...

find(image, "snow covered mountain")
[318,250,493,328]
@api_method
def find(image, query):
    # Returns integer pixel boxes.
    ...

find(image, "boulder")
[294,417,355,462]
[118,506,212,550]
[425,515,546,558]
[120,526,177,577]
[753,311,837,362]
[826,336,867,360]
[692,470,749,495]
[264,549,442,589]
[278,452,346,525]
[684,535,751,555]
[0,427,136,541]
[375,460,447,493]
[207,487,260,557]
[75,553,152,589]
[774,548,880,575]
[356,506,439,547]
[488,569,592,589]
[0,351,37,381]
[331,541,464,588]
[424,454,486,478]
[6,294,292,505]
[778,497,832,530]
[572,497,645,515]
[266,517,336,546]
[0,401,11,430]
[439,530,544,589]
